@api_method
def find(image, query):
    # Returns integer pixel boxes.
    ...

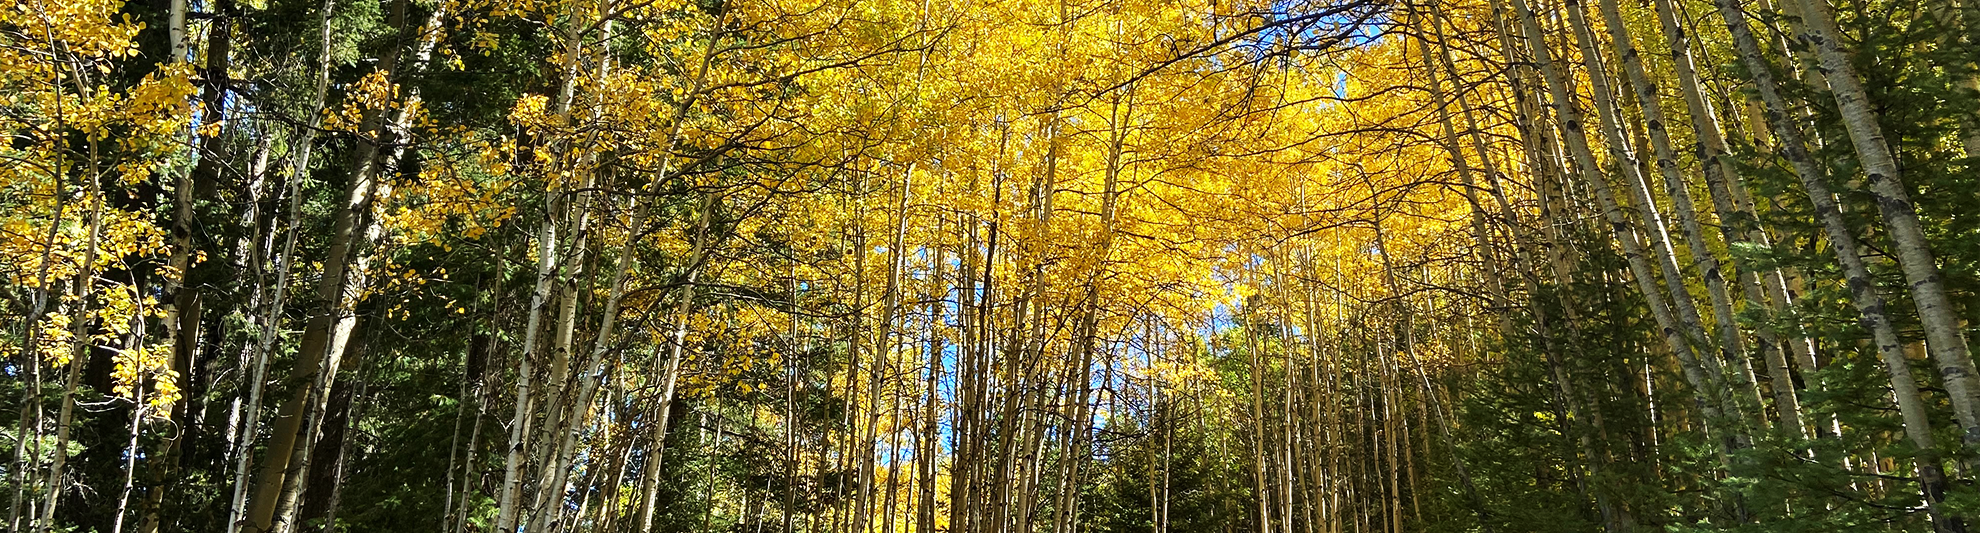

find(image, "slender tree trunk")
[1711,0,1961,527]
[1634,0,1821,440]
[491,0,594,526]
[241,0,430,528]
[444,331,492,533]
[1785,0,1980,455]
[1563,0,1763,433]
[1245,296,1273,533]
[1414,10,1504,530]
[854,160,914,533]
[1500,0,1733,443]
[492,191,559,533]
[144,2,236,525]
[37,137,108,533]
[612,12,729,530]
[1584,0,1783,436]
[7,155,68,533]
[524,10,620,528]
[223,0,335,529]
[916,237,945,533]
[111,388,148,533]
[635,192,722,533]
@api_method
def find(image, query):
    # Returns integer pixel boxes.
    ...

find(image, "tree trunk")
[916,242,943,533]
[296,376,357,531]
[1561,0,1763,433]
[1583,0,1782,435]
[1500,0,1734,444]
[37,132,111,533]
[1634,0,1821,440]
[1712,0,1961,527]
[1785,0,1980,456]
[241,0,426,528]
[224,0,336,529]
[635,192,722,533]
[1414,10,1506,530]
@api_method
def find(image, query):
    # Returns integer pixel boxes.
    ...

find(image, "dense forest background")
[5,0,1980,530]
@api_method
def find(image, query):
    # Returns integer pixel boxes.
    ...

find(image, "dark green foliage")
[1082,413,1257,533]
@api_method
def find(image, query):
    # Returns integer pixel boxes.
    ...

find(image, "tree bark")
[241,0,427,528]
[1711,0,1961,528]
[1584,0,1784,435]
[1500,0,1734,442]
[1784,0,1980,456]
[1635,0,1822,440]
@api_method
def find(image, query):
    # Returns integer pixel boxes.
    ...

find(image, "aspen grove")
[7,0,1980,530]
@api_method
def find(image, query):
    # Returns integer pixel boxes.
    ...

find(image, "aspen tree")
[239,0,444,526]
[1414,9,1520,531]
[40,142,107,533]
[1712,0,1961,527]
[1580,0,1794,437]
[1501,0,1734,441]
[491,0,603,521]
[1561,0,1771,434]
[224,1,338,530]
[1635,0,1824,439]
[1784,0,1980,456]
[524,10,622,529]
